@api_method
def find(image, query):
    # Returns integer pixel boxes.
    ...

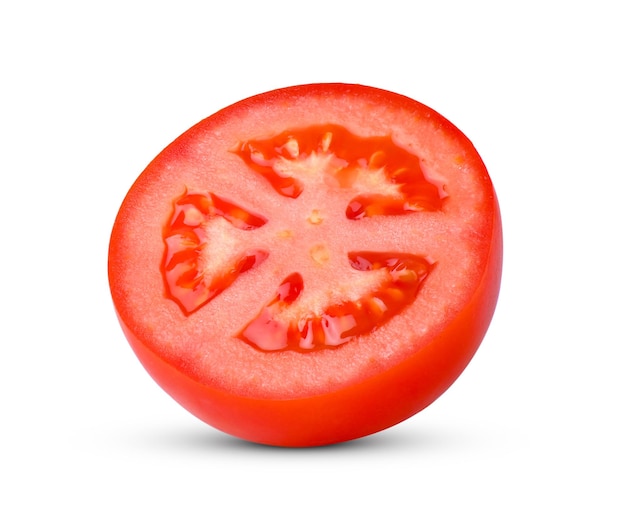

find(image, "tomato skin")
[109,83,503,447]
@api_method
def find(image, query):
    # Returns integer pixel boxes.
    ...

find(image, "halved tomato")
[108,83,502,447]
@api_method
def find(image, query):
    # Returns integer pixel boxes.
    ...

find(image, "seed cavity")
[235,124,446,215]
[238,252,434,352]
[161,190,268,315]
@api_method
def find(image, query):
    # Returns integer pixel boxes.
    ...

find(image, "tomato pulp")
[108,84,502,447]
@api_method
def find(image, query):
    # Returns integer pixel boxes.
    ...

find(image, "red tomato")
[108,83,502,447]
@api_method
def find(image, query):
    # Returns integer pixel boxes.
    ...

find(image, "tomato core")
[163,123,445,352]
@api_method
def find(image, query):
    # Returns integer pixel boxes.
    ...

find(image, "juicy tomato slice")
[108,83,502,447]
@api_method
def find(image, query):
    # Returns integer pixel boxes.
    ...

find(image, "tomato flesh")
[108,84,502,447]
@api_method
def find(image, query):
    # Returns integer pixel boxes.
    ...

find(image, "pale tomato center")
[162,124,446,352]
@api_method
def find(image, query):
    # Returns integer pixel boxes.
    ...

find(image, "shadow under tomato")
[129,420,476,455]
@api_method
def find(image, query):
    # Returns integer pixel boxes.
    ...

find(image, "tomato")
[108,83,502,447]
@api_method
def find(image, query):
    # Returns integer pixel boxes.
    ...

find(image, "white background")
[2,1,624,505]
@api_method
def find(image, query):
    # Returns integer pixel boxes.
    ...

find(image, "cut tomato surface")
[108,83,502,447]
